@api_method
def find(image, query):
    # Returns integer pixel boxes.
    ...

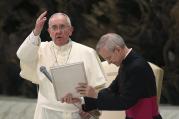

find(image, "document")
[50,62,87,101]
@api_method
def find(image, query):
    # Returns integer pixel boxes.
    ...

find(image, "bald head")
[96,33,126,53]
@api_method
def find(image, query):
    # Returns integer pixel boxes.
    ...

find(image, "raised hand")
[33,11,47,36]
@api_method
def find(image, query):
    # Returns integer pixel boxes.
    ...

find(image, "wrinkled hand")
[33,11,47,36]
[61,93,81,104]
[76,83,98,98]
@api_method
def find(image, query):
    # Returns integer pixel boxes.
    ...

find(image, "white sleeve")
[85,50,107,89]
[16,31,41,63]
[31,31,41,46]
[16,31,41,84]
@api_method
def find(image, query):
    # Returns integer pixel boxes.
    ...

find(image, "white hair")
[96,33,126,52]
[48,13,72,26]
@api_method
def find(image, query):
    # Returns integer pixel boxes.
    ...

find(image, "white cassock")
[16,32,106,119]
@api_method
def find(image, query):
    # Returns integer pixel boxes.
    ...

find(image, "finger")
[78,83,88,87]
[39,17,47,22]
[76,88,86,94]
[68,96,72,103]
[37,15,47,23]
[66,93,72,97]
[79,93,87,96]
[36,12,47,27]
[61,93,71,103]
[76,86,86,90]
[38,11,47,20]
[64,96,69,102]
[77,92,86,96]
[65,97,69,103]
[73,98,81,103]
[61,98,65,103]
[37,18,46,27]
[80,111,86,116]
[68,93,73,103]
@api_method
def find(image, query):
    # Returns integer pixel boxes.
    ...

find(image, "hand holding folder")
[50,62,87,101]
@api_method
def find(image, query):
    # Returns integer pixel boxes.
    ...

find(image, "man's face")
[48,15,73,46]
[99,47,124,66]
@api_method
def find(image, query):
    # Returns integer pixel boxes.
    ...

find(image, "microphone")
[40,66,52,82]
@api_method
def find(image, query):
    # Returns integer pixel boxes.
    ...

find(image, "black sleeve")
[82,76,120,112]
[82,97,98,111]
[108,76,120,92]
[83,64,147,111]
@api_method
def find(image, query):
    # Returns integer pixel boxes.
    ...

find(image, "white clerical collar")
[124,48,132,59]
[52,39,72,52]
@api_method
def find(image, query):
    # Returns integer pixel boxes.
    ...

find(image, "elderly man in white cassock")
[16,11,106,119]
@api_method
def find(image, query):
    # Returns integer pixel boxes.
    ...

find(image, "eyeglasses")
[49,25,70,32]
[104,50,115,63]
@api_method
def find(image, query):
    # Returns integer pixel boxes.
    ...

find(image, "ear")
[115,46,121,52]
[69,26,74,36]
[48,28,51,35]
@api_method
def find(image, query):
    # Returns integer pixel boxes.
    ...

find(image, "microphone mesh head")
[40,66,46,72]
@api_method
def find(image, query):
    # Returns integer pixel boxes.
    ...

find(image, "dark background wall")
[0,0,179,105]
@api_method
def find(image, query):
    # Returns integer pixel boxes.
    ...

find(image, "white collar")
[124,48,132,59]
[52,39,72,52]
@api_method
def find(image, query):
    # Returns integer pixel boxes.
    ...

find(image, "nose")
[56,28,63,34]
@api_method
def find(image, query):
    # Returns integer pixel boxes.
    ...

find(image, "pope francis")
[16,11,106,119]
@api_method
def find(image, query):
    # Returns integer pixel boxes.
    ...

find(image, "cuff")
[30,31,41,46]
[80,97,85,104]
[82,97,98,112]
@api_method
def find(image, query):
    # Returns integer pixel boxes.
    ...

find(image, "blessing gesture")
[33,11,47,36]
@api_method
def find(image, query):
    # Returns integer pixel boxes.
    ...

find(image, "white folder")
[50,62,87,101]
